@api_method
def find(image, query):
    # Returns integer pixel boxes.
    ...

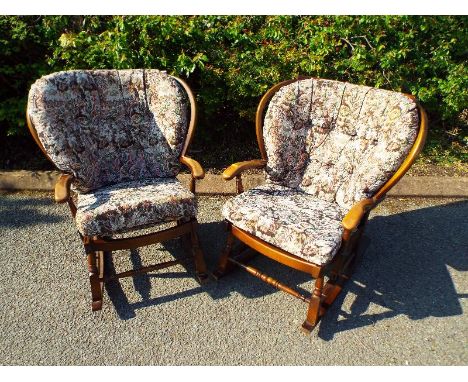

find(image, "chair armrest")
[341,198,377,232]
[55,174,74,203]
[222,159,267,180]
[180,156,205,180]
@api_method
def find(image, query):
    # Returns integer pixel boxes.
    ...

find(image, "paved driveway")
[0,192,466,365]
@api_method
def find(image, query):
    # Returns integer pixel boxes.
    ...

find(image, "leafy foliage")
[1,16,466,167]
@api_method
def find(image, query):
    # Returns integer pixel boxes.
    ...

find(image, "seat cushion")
[75,178,195,237]
[222,184,346,265]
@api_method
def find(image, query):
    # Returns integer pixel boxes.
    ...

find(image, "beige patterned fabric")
[223,184,345,265]
[263,78,419,210]
[76,178,196,237]
[28,69,189,193]
[224,79,419,265]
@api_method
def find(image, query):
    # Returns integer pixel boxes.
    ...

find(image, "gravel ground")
[0,191,466,365]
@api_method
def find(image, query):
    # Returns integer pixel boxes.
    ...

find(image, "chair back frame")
[26,74,198,167]
[254,77,428,202]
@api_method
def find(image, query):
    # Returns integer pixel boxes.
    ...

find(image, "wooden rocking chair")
[215,77,427,333]
[27,69,209,311]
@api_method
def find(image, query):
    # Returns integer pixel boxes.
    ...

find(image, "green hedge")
[1,16,466,166]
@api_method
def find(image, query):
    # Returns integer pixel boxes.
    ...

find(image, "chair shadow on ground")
[0,194,64,228]
[104,239,208,320]
[316,199,468,340]
[103,200,467,340]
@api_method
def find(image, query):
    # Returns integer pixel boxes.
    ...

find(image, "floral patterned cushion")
[223,184,346,265]
[75,178,196,237]
[263,78,419,210]
[28,69,189,193]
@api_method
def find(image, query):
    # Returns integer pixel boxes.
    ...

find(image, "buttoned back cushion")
[28,69,189,192]
[263,79,419,210]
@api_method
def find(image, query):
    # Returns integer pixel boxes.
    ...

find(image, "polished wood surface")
[189,219,210,283]
[54,174,74,203]
[173,75,198,158]
[302,276,324,332]
[85,222,192,252]
[341,198,376,232]
[229,256,311,303]
[172,75,205,193]
[104,257,191,282]
[222,159,267,180]
[85,237,104,312]
[235,175,243,194]
[213,222,235,279]
[180,155,205,180]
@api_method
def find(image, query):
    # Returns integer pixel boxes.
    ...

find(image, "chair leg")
[190,220,209,284]
[96,250,106,279]
[97,249,111,293]
[302,276,324,333]
[177,219,192,248]
[320,226,366,309]
[213,222,235,279]
[87,250,104,311]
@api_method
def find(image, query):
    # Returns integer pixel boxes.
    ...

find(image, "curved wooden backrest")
[26,71,198,167]
[254,77,428,202]
[26,103,53,164]
[255,79,298,160]
[171,75,198,157]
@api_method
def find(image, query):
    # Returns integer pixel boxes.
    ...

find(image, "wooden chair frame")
[215,78,428,333]
[27,75,209,311]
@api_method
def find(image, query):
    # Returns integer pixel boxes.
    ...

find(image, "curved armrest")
[341,198,377,232]
[222,159,267,180]
[180,156,205,180]
[55,174,74,203]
